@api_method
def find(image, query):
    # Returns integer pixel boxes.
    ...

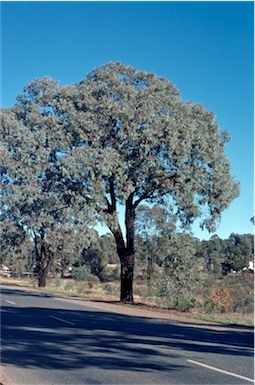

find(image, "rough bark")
[109,193,136,303]
[121,194,136,302]
[111,225,134,303]
[33,229,54,288]
[120,252,134,302]
[36,245,54,287]
[38,270,47,288]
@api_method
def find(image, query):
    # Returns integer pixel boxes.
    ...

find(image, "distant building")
[243,260,254,272]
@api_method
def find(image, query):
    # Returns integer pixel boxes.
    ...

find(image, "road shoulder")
[1,283,253,332]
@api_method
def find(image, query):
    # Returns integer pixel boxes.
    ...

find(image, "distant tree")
[223,233,254,273]
[80,247,107,281]
[135,204,176,280]
[69,231,116,282]
[1,63,239,302]
[99,234,118,265]
[198,235,223,274]
[50,224,93,278]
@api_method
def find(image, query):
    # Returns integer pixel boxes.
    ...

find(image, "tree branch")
[103,196,112,214]
[109,175,116,212]
[133,194,150,209]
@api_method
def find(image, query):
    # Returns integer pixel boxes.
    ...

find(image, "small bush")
[72,266,90,281]
[104,284,119,295]
[54,279,62,288]
[87,274,100,284]
[176,294,196,312]
[156,276,172,308]
[75,284,87,295]
[205,285,234,313]
[64,282,76,292]
[156,276,197,311]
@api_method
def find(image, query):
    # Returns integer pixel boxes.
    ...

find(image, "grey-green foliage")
[0,216,30,266]
[1,64,240,231]
[54,62,239,232]
[157,234,204,310]
[0,82,94,286]
[71,265,90,281]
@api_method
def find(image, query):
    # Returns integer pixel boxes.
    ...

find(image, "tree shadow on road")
[1,301,253,374]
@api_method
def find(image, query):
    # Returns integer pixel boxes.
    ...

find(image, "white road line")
[4,299,16,305]
[188,359,254,383]
[49,315,75,326]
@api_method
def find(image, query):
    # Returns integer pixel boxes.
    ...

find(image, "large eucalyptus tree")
[1,62,239,301]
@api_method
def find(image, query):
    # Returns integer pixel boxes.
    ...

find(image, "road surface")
[0,285,254,384]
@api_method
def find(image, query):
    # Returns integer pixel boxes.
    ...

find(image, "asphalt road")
[0,285,254,385]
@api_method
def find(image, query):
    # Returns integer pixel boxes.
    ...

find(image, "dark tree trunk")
[121,195,136,302]
[110,194,136,303]
[120,252,134,302]
[33,228,54,288]
[36,245,54,288]
[105,177,138,303]
[112,226,134,303]
[38,271,47,287]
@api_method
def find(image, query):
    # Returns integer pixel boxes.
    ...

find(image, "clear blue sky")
[1,1,254,240]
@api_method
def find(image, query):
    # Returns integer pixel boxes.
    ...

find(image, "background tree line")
[1,201,253,313]
[1,203,253,281]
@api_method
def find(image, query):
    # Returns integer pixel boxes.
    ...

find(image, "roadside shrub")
[231,284,254,313]
[87,274,100,284]
[104,284,119,295]
[75,284,87,295]
[156,235,204,311]
[64,282,76,292]
[54,279,62,288]
[176,294,196,312]
[156,276,197,311]
[72,266,90,281]
[224,275,254,313]
[205,285,234,313]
